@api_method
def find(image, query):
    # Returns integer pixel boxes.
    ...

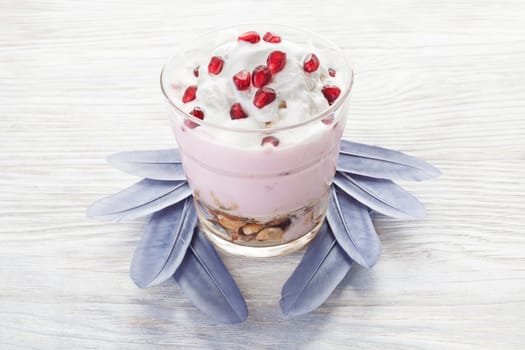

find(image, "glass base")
[200,218,324,258]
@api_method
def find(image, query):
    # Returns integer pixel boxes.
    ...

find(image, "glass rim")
[160,23,354,133]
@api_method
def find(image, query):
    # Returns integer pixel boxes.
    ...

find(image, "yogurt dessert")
[161,26,352,257]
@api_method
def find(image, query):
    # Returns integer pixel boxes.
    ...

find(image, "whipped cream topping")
[173,32,342,130]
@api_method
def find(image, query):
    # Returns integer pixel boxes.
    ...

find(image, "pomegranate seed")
[238,31,260,44]
[252,65,272,88]
[190,107,204,120]
[328,68,336,77]
[322,85,341,105]
[232,70,251,91]
[182,85,197,103]
[303,53,320,73]
[208,56,224,75]
[230,103,248,120]
[253,87,277,109]
[267,51,286,74]
[185,107,204,129]
[261,136,279,147]
[322,114,334,124]
[184,120,198,129]
[193,66,200,77]
[263,32,282,43]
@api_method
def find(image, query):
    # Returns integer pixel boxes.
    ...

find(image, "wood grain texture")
[1,0,524,349]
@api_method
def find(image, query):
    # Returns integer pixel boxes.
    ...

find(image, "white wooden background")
[1,0,524,349]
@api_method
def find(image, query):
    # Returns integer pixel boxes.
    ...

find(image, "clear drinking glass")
[161,25,353,257]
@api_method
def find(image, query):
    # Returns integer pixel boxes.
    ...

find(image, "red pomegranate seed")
[321,85,341,105]
[232,70,251,91]
[182,85,197,103]
[238,31,260,44]
[230,103,248,120]
[185,107,204,129]
[267,51,286,74]
[193,66,200,77]
[263,32,281,43]
[328,68,336,77]
[208,56,224,75]
[253,87,277,108]
[303,53,320,73]
[261,136,279,147]
[190,107,204,119]
[252,65,272,88]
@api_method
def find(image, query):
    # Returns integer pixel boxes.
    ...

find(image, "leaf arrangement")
[87,140,440,323]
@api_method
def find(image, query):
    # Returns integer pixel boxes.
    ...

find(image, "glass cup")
[161,25,353,257]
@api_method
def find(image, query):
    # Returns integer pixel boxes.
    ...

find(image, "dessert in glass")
[161,25,353,257]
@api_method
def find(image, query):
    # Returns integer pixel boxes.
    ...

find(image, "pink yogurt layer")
[170,110,345,218]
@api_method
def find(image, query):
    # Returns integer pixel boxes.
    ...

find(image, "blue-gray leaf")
[130,197,197,288]
[174,227,248,324]
[333,172,426,220]
[107,149,185,181]
[337,140,441,181]
[280,222,352,317]
[326,186,382,268]
[86,179,192,222]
